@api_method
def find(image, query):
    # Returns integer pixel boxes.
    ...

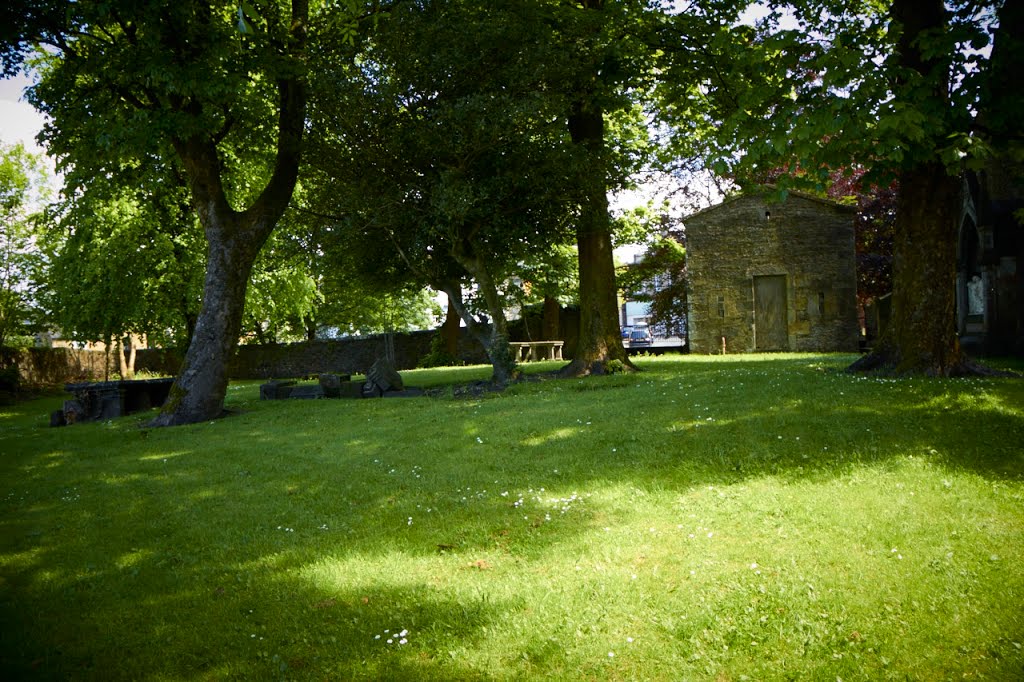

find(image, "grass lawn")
[1,354,1022,680]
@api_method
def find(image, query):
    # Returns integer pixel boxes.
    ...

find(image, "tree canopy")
[6,0,313,423]
[657,0,1020,374]
[307,0,611,383]
[0,141,49,348]
[5,0,1018,410]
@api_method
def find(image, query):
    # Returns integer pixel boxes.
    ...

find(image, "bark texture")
[849,163,966,374]
[442,295,461,356]
[542,295,560,341]
[151,0,308,425]
[847,0,981,376]
[447,236,520,385]
[442,281,518,386]
[559,101,633,377]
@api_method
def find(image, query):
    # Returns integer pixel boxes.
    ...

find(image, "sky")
[0,72,48,155]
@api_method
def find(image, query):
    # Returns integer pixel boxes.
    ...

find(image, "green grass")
[1,354,1022,681]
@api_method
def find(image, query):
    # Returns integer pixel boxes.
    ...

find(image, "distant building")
[957,165,1023,355]
[684,190,859,354]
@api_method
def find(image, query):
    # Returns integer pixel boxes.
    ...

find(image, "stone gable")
[685,191,859,353]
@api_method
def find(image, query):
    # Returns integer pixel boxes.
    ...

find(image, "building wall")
[685,192,859,354]
[957,166,1024,355]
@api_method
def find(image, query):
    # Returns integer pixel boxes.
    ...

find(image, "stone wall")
[685,191,860,354]
[0,347,120,385]
[2,328,497,386]
[132,329,495,380]
[4,310,583,386]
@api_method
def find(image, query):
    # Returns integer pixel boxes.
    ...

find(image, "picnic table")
[510,341,564,362]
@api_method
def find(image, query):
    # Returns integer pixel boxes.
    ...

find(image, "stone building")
[684,190,859,354]
[957,166,1023,355]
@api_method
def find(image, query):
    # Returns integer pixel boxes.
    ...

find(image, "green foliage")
[39,177,205,347]
[1,355,1022,679]
[0,142,49,348]
[619,234,687,336]
[417,332,464,369]
[0,364,19,393]
[657,0,1010,189]
[604,357,625,374]
[307,0,584,292]
[242,258,320,343]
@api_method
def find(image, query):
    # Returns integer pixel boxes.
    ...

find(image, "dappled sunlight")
[98,472,148,485]
[0,546,45,575]
[188,488,224,502]
[114,547,155,571]
[521,427,581,447]
[2,354,1021,679]
[921,389,1024,416]
[138,451,191,462]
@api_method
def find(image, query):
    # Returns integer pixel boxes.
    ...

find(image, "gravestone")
[318,373,351,398]
[364,358,403,396]
[260,380,296,400]
[289,384,324,399]
[56,378,175,425]
[339,380,363,399]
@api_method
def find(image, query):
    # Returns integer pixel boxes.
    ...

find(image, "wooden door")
[754,275,788,350]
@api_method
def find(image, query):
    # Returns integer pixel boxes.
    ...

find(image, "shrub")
[417,333,464,368]
[0,364,20,394]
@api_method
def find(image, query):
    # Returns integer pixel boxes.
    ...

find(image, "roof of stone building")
[682,186,857,224]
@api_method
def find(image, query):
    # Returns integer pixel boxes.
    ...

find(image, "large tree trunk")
[560,101,633,377]
[152,217,262,425]
[849,163,967,374]
[442,294,461,356]
[151,0,308,426]
[542,294,560,341]
[847,0,980,376]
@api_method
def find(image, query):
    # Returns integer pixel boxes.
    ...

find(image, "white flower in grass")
[608,651,615,658]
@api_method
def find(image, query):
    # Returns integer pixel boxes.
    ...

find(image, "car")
[628,327,653,348]
[621,326,633,339]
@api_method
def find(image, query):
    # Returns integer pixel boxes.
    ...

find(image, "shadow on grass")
[1,354,1022,678]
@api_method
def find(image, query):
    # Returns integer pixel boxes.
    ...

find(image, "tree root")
[847,349,1018,378]
[557,356,638,378]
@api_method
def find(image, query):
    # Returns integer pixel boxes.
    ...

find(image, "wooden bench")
[510,341,564,362]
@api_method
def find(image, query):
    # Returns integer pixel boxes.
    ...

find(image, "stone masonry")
[685,190,859,354]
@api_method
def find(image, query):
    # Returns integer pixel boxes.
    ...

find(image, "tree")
[39,163,206,357]
[307,0,583,384]
[553,0,657,377]
[5,0,312,423]
[0,142,48,348]
[515,244,579,342]
[658,0,1016,375]
[619,234,688,338]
